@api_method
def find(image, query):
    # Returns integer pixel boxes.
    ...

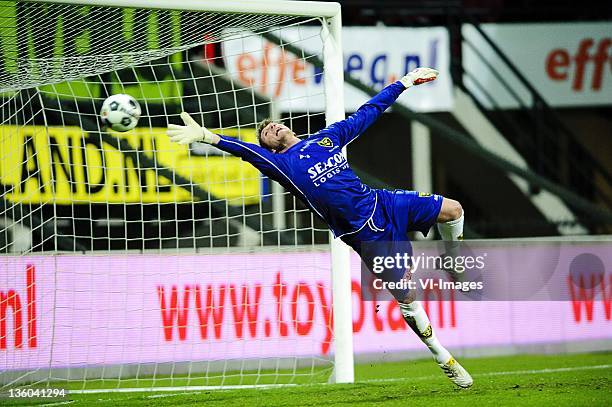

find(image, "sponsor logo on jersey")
[317,137,334,148]
[418,192,432,197]
[307,152,349,187]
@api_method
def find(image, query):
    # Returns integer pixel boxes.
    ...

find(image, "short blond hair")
[256,118,281,149]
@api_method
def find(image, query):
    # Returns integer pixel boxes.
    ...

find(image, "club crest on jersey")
[317,137,334,148]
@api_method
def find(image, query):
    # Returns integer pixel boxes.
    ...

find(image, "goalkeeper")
[167,67,472,388]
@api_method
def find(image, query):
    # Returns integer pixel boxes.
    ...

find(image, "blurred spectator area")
[338,0,612,26]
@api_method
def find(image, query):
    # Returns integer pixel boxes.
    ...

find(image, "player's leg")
[436,198,465,274]
[398,292,450,364]
[398,295,473,388]
[390,192,464,270]
[369,190,472,387]
[437,197,463,239]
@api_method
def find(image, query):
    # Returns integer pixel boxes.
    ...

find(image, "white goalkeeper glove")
[399,67,439,88]
[167,112,216,145]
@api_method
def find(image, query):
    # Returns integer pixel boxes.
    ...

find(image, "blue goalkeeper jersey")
[215,81,407,238]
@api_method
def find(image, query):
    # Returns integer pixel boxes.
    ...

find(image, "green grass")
[4,352,611,406]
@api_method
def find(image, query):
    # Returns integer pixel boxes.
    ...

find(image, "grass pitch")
[6,352,611,406]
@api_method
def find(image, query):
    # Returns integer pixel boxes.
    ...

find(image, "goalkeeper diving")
[167,67,472,388]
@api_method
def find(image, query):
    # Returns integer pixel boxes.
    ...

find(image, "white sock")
[437,210,464,241]
[399,301,451,365]
[437,211,464,264]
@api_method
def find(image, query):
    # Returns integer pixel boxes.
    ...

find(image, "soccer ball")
[100,94,141,132]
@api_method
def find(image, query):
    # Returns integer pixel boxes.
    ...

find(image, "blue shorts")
[341,189,443,301]
[341,189,443,252]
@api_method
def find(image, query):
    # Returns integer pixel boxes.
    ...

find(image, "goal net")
[0,0,353,392]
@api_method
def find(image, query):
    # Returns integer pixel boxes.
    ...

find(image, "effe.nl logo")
[1,265,37,350]
[546,37,611,91]
[233,38,439,97]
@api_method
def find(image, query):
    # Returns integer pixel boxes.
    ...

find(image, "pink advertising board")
[1,250,610,371]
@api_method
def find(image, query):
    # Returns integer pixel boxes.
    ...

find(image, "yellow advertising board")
[0,125,260,205]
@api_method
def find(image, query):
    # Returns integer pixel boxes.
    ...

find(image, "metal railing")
[457,16,612,209]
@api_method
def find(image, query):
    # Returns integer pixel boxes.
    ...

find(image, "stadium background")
[0,0,610,403]
[2,1,611,252]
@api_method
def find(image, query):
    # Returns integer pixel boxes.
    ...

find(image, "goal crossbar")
[31,0,341,18]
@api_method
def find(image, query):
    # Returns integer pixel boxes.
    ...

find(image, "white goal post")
[1,0,354,389]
